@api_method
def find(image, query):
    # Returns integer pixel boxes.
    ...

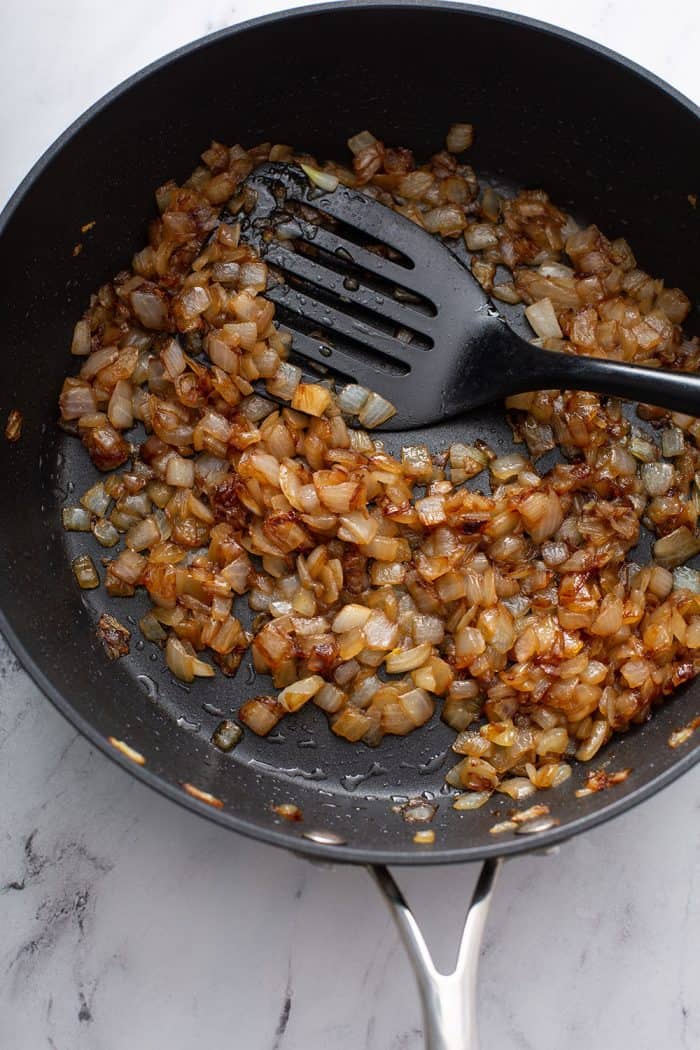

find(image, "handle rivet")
[302,828,347,846]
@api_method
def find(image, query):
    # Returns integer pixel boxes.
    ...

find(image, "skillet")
[0,4,698,1046]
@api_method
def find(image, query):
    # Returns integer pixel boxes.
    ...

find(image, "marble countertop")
[1,1,699,1048]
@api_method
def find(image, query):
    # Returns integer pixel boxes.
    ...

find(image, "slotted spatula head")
[241,162,509,430]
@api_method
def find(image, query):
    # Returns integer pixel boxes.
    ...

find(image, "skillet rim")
[1,0,699,866]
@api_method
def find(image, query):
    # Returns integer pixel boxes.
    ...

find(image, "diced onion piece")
[313,683,346,713]
[385,643,432,674]
[511,803,552,825]
[59,380,97,420]
[272,803,303,821]
[416,496,446,527]
[80,345,119,380]
[337,384,370,415]
[661,426,684,457]
[211,720,243,751]
[337,511,379,545]
[97,612,131,660]
[496,777,536,801]
[109,737,146,765]
[332,604,372,633]
[524,298,563,339]
[166,635,207,682]
[266,361,302,401]
[363,610,399,651]
[590,595,624,637]
[62,507,92,532]
[331,705,373,741]
[654,527,700,569]
[131,288,169,330]
[166,456,195,488]
[278,675,325,712]
[72,554,99,589]
[182,783,224,808]
[300,163,339,192]
[347,130,377,155]
[81,482,110,516]
[125,515,161,551]
[464,223,498,251]
[292,383,332,417]
[108,380,134,429]
[628,433,657,462]
[453,791,491,811]
[519,489,563,543]
[92,518,120,547]
[673,566,700,593]
[239,695,285,736]
[490,453,527,481]
[492,282,521,304]
[358,391,396,429]
[239,261,268,291]
[4,408,23,442]
[401,445,433,481]
[412,615,444,645]
[399,688,434,728]
[71,319,91,356]
[481,187,502,222]
[446,122,474,153]
[413,829,435,845]
[240,395,275,422]
[161,338,186,378]
[490,820,517,835]
[139,611,167,643]
[400,799,437,824]
[648,565,673,599]
[641,461,673,496]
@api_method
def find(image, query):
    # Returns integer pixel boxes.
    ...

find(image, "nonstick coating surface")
[0,2,698,865]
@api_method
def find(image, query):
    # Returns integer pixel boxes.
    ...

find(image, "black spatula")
[242,162,700,430]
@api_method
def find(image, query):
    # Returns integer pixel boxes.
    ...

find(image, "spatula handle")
[509,342,700,416]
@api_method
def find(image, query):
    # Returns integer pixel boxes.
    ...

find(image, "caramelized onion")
[58,124,700,805]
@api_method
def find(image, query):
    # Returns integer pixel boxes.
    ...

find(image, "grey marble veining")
[1,2,699,1048]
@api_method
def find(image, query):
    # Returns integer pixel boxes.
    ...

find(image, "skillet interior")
[0,1,698,864]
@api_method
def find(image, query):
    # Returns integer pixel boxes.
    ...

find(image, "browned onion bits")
[60,125,700,800]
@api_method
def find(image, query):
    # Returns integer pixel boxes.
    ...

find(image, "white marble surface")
[1,2,699,1048]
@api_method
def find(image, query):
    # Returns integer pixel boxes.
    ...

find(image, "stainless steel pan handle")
[369,860,502,1050]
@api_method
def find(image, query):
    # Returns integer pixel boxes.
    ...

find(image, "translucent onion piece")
[641,461,673,496]
[654,527,700,569]
[71,319,91,356]
[72,554,99,589]
[109,737,146,765]
[81,481,110,517]
[453,791,491,811]
[445,123,474,153]
[62,507,91,531]
[337,384,370,415]
[166,635,215,682]
[524,298,563,339]
[347,130,377,155]
[358,391,396,428]
[291,383,332,417]
[211,720,243,751]
[673,566,700,594]
[5,408,23,442]
[300,164,339,192]
[278,675,324,712]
